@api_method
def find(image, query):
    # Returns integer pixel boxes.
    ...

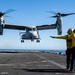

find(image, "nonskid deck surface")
[0,52,74,75]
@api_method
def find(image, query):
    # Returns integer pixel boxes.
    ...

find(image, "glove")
[50,36,55,38]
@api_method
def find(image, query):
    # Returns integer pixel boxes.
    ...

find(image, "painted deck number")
[0,72,8,74]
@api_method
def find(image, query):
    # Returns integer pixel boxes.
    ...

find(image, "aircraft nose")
[21,34,25,39]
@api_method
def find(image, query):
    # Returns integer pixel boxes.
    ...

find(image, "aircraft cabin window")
[32,28,37,31]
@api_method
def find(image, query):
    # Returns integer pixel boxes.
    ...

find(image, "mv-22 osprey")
[0,9,75,43]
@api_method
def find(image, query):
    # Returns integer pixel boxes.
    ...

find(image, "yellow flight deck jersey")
[54,35,72,49]
[70,33,75,48]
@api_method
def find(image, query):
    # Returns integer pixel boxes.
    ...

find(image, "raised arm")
[50,35,67,39]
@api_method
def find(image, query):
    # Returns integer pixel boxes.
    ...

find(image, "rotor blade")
[4,15,11,18]
[4,9,16,14]
[61,13,75,17]
[50,15,58,18]
[46,10,57,14]
[50,13,75,18]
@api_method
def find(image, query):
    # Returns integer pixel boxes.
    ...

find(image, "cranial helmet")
[67,28,73,34]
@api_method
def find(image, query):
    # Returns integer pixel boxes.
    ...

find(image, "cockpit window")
[26,27,37,32]
[33,28,36,31]
[26,28,32,31]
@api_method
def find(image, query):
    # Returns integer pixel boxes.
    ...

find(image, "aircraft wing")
[4,23,62,35]
[4,24,26,30]
[36,24,62,35]
[4,24,57,30]
[36,24,57,30]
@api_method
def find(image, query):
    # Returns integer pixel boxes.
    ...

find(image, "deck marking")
[35,53,66,69]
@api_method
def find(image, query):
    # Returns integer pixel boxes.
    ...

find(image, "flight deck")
[0,52,74,75]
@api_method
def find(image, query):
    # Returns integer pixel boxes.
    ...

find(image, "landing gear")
[21,40,24,43]
[31,39,34,41]
[36,39,40,42]
[31,37,34,41]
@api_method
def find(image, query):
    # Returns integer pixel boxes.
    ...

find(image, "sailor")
[50,28,73,70]
[69,29,75,71]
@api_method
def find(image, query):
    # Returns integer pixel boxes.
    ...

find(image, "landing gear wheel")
[21,40,24,43]
[31,39,34,41]
[36,40,40,42]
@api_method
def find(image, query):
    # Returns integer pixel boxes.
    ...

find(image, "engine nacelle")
[57,24,62,35]
[0,25,3,35]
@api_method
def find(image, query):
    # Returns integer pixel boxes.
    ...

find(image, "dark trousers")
[70,47,75,70]
[66,48,72,69]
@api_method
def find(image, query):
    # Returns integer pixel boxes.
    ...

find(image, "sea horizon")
[0,49,65,54]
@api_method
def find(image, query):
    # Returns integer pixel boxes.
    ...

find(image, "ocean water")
[0,49,65,54]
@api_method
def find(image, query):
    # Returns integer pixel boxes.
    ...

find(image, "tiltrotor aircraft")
[0,9,75,43]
